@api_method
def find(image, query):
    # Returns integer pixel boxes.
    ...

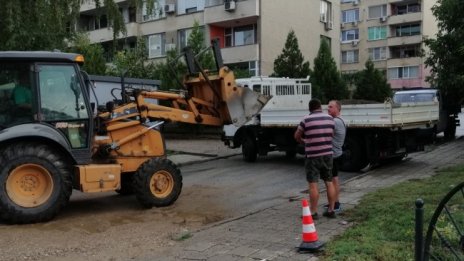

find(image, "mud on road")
[0,184,232,261]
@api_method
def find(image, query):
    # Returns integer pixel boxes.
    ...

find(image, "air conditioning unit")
[164,4,175,14]
[352,40,359,47]
[353,0,359,6]
[341,23,345,28]
[225,0,236,11]
[380,16,387,23]
[352,21,358,26]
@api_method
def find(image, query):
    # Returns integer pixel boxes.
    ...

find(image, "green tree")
[424,0,464,113]
[0,0,156,51]
[311,40,348,103]
[271,30,311,78]
[353,60,392,102]
[68,33,107,75]
[106,37,155,79]
[0,0,80,51]
[187,20,215,71]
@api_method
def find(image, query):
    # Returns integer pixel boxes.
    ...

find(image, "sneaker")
[311,213,319,220]
[323,210,336,218]
[323,202,342,212]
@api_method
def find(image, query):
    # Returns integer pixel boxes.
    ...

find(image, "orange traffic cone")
[298,199,324,252]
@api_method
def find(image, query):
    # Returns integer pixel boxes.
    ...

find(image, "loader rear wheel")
[0,143,72,224]
[133,158,182,208]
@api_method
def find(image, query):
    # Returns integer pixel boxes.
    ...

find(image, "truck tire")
[242,134,258,162]
[116,173,134,195]
[340,136,368,172]
[133,158,182,208]
[285,149,297,159]
[444,116,456,140]
[0,142,72,224]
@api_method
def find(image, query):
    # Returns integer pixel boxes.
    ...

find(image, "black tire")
[0,142,72,224]
[444,116,456,140]
[285,149,297,159]
[242,134,257,162]
[340,136,368,172]
[115,173,134,195]
[133,158,182,208]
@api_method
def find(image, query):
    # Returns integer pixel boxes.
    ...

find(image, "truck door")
[38,64,91,150]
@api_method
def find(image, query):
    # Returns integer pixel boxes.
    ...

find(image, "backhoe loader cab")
[0,41,269,224]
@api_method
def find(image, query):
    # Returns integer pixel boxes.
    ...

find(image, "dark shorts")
[305,155,333,183]
[332,156,343,177]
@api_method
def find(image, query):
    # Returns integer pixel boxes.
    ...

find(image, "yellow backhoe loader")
[0,40,269,224]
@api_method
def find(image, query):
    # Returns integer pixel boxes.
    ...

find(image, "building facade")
[340,0,437,89]
[79,0,341,77]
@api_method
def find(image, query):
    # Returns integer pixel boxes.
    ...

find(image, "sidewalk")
[159,137,464,261]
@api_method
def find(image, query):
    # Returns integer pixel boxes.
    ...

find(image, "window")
[321,35,332,50]
[342,9,359,23]
[177,0,205,15]
[368,47,387,61]
[394,3,421,15]
[395,24,421,37]
[148,33,165,58]
[227,61,258,77]
[0,62,34,126]
[388,66,419,79]
[320,0,332,23]
[92,15,108,30]
[142,0,166,22]
[341,29,359,42]
[390,45,420,58]
[368,26,387,40]
[224,24,257,47]
[368,5,387,19]
[178,28,193,50]
[342,50,359,64]
[38,65,90,148]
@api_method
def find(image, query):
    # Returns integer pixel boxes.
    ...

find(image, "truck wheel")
[116,173,134,195]
[444,116,456,140]
[242,135,257,162]
[340,136,367,172]
[285,149,297,159]
[133,158,182,208]
[0,143,72,224]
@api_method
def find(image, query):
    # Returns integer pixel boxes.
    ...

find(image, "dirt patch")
[0,185,231,261]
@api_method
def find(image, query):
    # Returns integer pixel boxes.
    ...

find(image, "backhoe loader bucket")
[225,82,271,127]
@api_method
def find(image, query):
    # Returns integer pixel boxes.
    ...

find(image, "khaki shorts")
[305,155,333,183]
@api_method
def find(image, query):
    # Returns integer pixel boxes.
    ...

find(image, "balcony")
[80,0,129,12]
[388,12,422,25]
[387,34,422,46]
[387,57,422,67]
[204,0,259,26]
[86,22,139,43]
[88,28,114,43]
[221,44,259,64]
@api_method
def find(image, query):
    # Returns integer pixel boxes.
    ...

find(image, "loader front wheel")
[0,143,72,224]
[133,158,182,208]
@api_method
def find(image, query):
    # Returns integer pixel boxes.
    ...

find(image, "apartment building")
[79,0,340,77]
[340,0,437,89]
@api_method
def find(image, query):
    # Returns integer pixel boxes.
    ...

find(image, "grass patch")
[321,166,464,261]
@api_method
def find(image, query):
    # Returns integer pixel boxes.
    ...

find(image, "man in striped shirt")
[294,98,337,219]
